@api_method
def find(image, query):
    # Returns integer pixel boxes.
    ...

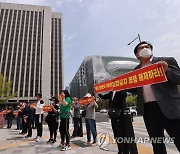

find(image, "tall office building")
[0,2,63,103]
[69,55,139,98]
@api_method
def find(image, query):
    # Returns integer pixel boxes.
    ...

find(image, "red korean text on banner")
[43,105,53,112]
[79,96,94,105]
[94,79,114,94]
[94,64,167,93]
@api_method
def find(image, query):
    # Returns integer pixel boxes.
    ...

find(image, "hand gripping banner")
[79,96,94,105]
[94,64,167,93]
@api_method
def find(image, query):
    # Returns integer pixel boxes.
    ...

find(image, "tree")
[97,94,137,110]
[96,99,109,111]
[126,94,137,107]
[0,73,16,103]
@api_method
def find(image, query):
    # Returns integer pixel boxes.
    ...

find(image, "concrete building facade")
[0,2,63,103]
[69,55,139,99]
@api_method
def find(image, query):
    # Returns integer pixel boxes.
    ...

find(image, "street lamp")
[127,34,141,46]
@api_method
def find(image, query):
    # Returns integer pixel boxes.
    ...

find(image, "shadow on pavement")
[71,139,91,148]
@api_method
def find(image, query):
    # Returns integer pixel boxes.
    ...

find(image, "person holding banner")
[0,109,5,129]
[58,90,72,151]
[71,97,83,138]
[34,94,44,142]
[46,97,59,144]
[6,106,13,129]
[23,103,33,138]
[83,93,98,146]
[132,41,180,153]
[21,103,28,135]
[99,91,136,154]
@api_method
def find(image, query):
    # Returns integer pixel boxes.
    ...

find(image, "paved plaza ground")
[0,115,178,154]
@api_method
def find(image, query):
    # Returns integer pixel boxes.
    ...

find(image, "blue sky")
[1,0,180,87]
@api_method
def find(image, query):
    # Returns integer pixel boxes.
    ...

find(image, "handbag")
[45,114,51,123]
[108,108,122,118]
[81,103,90,117]
[81,110,86,117]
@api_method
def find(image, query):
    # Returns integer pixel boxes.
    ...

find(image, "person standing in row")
[47,97,59,144]
[84,93,98,146]
[71,97,83,138]
[20,103,27,134]
[6,106,13,129]
[15,103,23,132]
[23,103,33,138]
[0,109,5,129]
[131,41,180,154]
[99,91,131,154]
[34,94,44,142]
[58,90,72,151]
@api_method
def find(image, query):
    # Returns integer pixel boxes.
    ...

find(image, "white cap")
[84,93,92,98]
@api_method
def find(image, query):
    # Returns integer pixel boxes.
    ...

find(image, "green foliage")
[126,94,137,107]
[97,94,137,110]
[0,73,16,103]
[96,99,109,111]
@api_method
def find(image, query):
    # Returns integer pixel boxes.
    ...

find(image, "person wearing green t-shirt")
[58,90,72,151]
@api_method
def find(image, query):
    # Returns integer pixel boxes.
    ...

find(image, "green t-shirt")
[60,97,72,118]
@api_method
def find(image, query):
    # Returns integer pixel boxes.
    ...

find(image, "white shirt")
[112,91,116,101]
[35,100,44,114]
[141,57,156,103]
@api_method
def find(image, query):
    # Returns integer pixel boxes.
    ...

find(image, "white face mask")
[138,48,153,58]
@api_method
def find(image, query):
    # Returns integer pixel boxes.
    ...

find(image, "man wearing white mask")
[132,41,180,154]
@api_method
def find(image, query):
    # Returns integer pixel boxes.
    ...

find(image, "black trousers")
[59,118,70,145]
[35,114,43,137]
[31,115,36,129]
[48,117,58,140]
[144,101,180,154]
[111,118,129,154]
[72,117,83,137]
[27,118,32,137]
[7,117,12,128]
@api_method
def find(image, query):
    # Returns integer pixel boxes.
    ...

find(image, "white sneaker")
[61,145,71,151]
[67,145,71,150]
[19,130,22,134]
[61,146,67,151]
[35,137,41,142]
[33,136,38,140]
[57,143,64,149]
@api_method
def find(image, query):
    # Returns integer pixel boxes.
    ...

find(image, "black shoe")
[47,139,53,143]
[15,128,19,130]
[52,139,56,144]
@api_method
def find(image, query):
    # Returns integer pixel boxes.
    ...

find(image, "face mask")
[138,48,153,58]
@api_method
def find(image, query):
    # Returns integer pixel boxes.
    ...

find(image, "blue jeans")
[85,119,97,142]
[17,117,22,130]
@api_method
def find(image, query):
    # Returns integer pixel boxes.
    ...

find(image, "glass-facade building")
[0,3,63,103]
[69,55,139,99]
